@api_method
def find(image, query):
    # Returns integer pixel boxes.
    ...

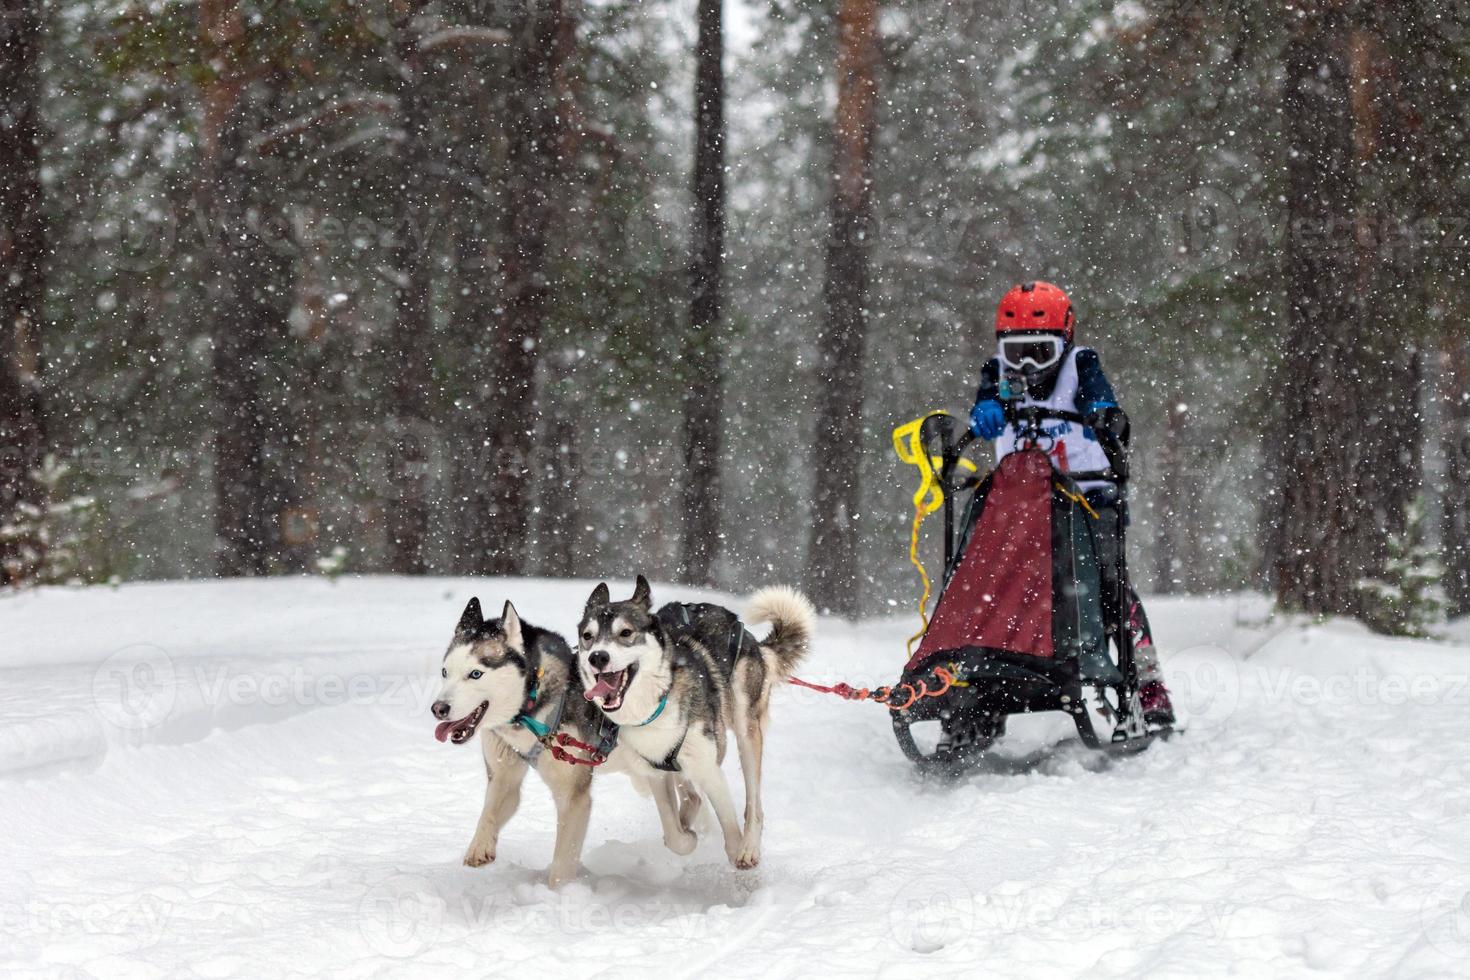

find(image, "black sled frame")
[891,406,1169,778]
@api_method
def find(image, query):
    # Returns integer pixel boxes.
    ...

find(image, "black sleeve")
[1074,348,1120,413]
[974,357,1001,405]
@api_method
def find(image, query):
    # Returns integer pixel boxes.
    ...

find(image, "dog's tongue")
[434,720,456,742]
[585,674,619,702]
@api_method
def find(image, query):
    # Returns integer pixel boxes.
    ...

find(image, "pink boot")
[1140,680,1175,728]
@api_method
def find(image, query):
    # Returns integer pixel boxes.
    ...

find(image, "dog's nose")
[431,700,451,720]
[588,650,610,670]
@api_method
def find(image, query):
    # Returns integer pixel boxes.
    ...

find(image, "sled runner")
[889,403,1171,777]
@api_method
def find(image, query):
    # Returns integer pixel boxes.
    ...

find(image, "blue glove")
[970,399,1005,440]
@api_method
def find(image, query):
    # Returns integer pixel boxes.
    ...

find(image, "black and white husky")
[430,598,606,888]
[576,576,815,869]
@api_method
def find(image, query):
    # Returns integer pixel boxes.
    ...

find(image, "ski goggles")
[998,334,1066,371]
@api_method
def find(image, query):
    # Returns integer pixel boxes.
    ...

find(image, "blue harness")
[509,673,567,762]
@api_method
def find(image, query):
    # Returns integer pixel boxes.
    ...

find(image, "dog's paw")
[733,838,761,870]
[664,829,698,856]
[547,864,579,889]
[463,839,497,868]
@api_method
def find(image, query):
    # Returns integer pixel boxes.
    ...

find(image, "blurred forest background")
[0,0,1467,631]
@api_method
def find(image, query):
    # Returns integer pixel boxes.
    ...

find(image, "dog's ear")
[585,582,610,617]
[632,575,652,611]
[500,600,523,650]
[457,597,483,634]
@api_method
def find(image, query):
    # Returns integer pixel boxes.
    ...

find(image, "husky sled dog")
[577,576,815,869]
[430,597,607,888]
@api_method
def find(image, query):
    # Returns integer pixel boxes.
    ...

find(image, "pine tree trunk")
[470,0,570,576]
[1442,332,1470,618]
[805,0,878,618]
[385,10,435,575]
[449,213,493,573]
[678,0,726,587]
[1341,24,1424,616]
[439,4,504,575]
[1273,7,1363,615]
[0,0,47,586]
[1153,400,1186,595]
[278,207,331,574]
[537,408,579,577]
[1274,8,1428,621]
[200,4,292,577]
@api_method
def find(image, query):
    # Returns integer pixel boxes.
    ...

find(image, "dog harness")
[508,671,569,763]
[541,609,757,771]
[589,701,686,772]
[590,607,756,773]
[664,603,756,661]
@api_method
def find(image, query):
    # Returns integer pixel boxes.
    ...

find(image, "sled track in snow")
[4,580,1470,976]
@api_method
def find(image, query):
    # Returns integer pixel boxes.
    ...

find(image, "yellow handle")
[891,413,978,655]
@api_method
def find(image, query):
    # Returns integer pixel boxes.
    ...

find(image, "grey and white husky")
[430,597,606,888]
[576,576,815,869]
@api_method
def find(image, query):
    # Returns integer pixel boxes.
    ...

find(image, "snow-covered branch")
[253,94,399,155]
[418,26,512,54]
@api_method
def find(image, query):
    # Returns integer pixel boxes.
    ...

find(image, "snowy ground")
[3,577,1470,978]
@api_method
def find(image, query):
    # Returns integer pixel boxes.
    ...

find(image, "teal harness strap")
[623,693,668,728]
[614,692,685,772]
[511,677,567,753]
[513,677,541,729]
[516,710,553,739]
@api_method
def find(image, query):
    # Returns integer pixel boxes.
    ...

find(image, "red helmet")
[995,281,1075,343]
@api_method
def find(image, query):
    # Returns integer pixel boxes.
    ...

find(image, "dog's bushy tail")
[745,586,816,679]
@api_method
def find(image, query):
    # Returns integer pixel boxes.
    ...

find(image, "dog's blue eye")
[468,669,483,680]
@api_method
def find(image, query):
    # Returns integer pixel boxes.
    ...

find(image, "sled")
[889,405,1171,778]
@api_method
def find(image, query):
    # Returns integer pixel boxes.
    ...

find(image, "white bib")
[994,345,1112,488]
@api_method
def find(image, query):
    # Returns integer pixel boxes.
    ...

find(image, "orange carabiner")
[887,684,919,711]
